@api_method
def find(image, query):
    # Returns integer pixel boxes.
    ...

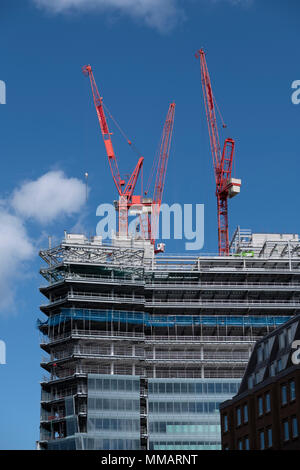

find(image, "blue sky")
[0,0,299,449]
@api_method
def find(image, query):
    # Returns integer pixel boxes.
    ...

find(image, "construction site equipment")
[82,65,144,237]
[196,49,241,256]
[83,65,175,253]
[143,102,176,253]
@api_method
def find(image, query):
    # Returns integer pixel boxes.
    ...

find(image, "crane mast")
[150,102,176,251]
[196,49,241,255]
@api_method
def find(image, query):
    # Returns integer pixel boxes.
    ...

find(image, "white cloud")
[32,0,183,32]
[32,0,253,32]
[0,206,34,311]
[0,171,87,313]
[11,170,86,224]
[212,0,253,4]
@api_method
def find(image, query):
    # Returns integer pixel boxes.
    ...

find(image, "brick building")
[220,315,300,450]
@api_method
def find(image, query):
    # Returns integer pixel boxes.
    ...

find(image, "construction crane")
[148,102,176,253]
[128,102,175,254]
[82,65,144,236]
[195,49,241,256]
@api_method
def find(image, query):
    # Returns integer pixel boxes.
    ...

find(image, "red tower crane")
[82,65,144,236]
[149,102,176,252]
[195,49,241,256]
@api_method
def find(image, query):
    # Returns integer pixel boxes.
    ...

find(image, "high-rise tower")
[38,230,300,450]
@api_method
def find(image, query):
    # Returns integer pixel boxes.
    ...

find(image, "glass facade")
[148,378,240,450]
[86,374,141,450]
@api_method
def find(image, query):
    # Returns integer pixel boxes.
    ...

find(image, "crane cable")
[103,102,144,160]
[144,130,162,197]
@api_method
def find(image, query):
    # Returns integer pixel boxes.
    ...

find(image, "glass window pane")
[284,420,289,441]
[290,381,296,401]
[244,404,248,423]
[260,431,265,450]
[292,417,298,438]
[265,393,271,412]
[181,383,187,394]
[281,385,287,405]
[268,428,272,448]
[258,397,263,416]
[237,408,241,426]
[224,415,228,432]
[126,380,132,392]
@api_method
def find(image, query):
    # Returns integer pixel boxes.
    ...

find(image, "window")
[283,420,289,441]
[224,415,228,433]
[290,380,296,401]
[292,417,298,438]
[248,375,254,389]
[237,408,241,426]
[281,385,288,405]
[259,430,265,450]
[270,362,276,377]
[263,343,269,361]
[238,439,243,450]
[279,331,286,349]
[243,404,248,423]
[257,345,263,363]
[245,437,250,450]
[267,428,272,448]
[258,396,263,416]
[265,392,271,413]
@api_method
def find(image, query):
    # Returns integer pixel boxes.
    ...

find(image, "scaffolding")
[38,230,300,450]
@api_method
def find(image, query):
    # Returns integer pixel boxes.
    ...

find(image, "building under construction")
[38,229,300,450]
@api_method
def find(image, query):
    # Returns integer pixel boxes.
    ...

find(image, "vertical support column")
[110,341,114,374]
[288,240,292,271]
[119,195,128,237]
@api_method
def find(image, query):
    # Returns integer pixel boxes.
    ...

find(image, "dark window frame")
[258,396,264,417]
[283,419,290,442]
